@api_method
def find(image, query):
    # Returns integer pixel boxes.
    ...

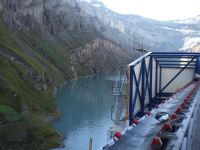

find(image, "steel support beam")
[149,56,153,110]
[160,57,195,93]
[129,66,134,123]
[155,60,158,98]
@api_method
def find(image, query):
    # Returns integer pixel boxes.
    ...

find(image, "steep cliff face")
[0,0,132,77]
[0,0,186,55]
[70,38,132,76]
[79,2,185,52]
[0,0,133,149]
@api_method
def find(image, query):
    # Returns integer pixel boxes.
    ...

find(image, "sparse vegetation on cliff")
[0,0,132,149]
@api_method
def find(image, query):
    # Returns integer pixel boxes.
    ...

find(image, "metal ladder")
[111,69,127,125]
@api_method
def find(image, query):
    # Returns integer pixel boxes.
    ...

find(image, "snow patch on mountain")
[180,37,200,51]
[172,15,200,52]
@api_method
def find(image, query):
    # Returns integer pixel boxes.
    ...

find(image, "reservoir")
[53,76,114,150]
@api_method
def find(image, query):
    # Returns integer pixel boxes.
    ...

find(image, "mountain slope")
[80,1,185,52]
[174,16,200,52]
[0,19,62,149]
[0,0,132,149]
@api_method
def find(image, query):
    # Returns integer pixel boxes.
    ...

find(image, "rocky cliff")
[0,0,133,149]
[0,0,134,77]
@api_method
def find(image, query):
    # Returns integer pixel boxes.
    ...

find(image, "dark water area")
[53,76,114,150]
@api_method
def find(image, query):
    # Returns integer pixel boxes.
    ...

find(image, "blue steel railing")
[128,52,200,124]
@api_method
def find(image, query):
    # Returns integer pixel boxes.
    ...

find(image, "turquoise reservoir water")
[53,76,114,150]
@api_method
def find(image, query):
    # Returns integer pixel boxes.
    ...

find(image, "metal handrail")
[129,52,151,66]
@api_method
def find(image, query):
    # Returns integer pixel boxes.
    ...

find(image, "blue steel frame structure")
[128,52,200,124]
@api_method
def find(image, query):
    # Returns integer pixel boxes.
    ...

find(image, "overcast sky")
[92,0,200,21]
